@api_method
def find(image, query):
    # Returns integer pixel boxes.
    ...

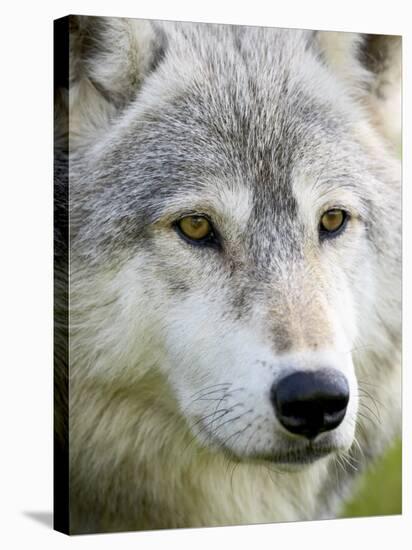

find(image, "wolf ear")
[64,15,164,149]
[316,32,401,151]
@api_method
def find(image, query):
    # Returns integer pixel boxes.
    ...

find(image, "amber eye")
[177,215,214,242]
[319,209,348,238]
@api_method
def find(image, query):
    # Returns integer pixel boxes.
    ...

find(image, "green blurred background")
[341,438,402,518]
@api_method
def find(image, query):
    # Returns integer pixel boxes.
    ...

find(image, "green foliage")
[341,439,402,518]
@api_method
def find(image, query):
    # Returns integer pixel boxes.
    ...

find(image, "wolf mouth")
[255,445,336,466]
[217,436,338,466]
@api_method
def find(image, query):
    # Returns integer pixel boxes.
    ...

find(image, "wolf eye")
[319,209,348,239]
[176,215,215,244]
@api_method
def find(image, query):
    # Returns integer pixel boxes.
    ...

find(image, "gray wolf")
[54,16,401,534]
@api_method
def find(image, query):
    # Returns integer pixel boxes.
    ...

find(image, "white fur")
[60,19,402,533]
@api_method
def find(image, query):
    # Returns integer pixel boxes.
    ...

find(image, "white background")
[0,0,410,548]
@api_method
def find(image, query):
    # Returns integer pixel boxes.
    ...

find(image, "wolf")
[54,16,401,534]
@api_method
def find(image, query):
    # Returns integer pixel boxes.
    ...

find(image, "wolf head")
[66,18,401,468]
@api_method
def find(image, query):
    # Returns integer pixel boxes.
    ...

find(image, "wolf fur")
[54,16,401,533]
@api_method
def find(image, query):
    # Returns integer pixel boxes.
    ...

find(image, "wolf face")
[59,17,401,531]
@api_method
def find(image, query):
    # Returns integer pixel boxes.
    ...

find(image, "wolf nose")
[271,369,349,440]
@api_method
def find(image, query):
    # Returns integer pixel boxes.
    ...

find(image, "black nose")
[271,369,349,440]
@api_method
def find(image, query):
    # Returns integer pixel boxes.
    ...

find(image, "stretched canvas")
[54,15,402,535]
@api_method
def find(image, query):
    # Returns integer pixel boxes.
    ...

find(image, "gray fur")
[55,16,401,533]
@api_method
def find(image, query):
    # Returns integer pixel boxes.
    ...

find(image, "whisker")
[226,425,250,449]
[188,383,232,400]
[357,410,379,427]
[339,452,358,472]
[332,459,340,484]
[192,396,228,403]
[354,417,369,439]
[357,379,382,389]
[351,434,365,459]
[358,386,385,415]
[358,403,381,425]
[212,409,254,434]
[210,389,232,432]
[335,454,349,475]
